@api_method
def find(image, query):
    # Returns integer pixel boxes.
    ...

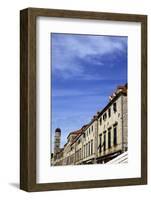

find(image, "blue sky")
[51,33,127,150]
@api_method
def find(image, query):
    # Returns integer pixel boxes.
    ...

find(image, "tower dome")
[55,128,61,132]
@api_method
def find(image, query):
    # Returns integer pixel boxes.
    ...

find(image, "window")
[83,146,84,158]
[108,108,111,118]
[89,142,91,156]
[92,125,93,132]
[86,143,88,157]
[103,113,107,121]
[79,148,81,160]
[55,137,60,142]
[99,134,102,153]
[113,126,117,145]
[103,132,106,151]
[91,140,93,154]
[69,156,70,164]
[113,102,117,112]
[100,117,102,125]
[108,129,111,148]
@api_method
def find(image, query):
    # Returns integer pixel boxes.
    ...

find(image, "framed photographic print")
[20,8,147,192]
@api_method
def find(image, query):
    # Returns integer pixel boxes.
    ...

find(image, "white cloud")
[52,34,127,78]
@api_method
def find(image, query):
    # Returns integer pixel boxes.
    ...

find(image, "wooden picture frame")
[20,7,147,192]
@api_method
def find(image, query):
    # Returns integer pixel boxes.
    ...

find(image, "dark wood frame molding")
[20,7,147,192]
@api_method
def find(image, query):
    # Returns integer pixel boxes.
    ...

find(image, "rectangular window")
[80,149,81,160]
[108,108,111,118]
[83,146,84,158]
[89,142,91,156]
[92,125,93,132]
[100,117,102,125]
[113,126,117,145]
[91,140,93,154]
[103,113,107,121]
[104,132,106,151]
[86,143,88,157]
[69,156,70,164]
[99,134,102,153]
[113,102,117,112]
[80,149,82,160]
[108,129,111,148]
[82,146,84,158]
[76,151,78,161]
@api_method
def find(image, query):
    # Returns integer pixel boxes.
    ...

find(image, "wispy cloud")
[51,33,127,79]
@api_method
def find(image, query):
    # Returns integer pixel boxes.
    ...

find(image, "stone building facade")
[97,85,127,163]
[51,84,128,166]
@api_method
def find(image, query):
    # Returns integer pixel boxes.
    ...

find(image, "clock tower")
[54,128,61,154]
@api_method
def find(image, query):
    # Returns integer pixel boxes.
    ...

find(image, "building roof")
[67,124,89,139]
[64,143,67,147]
[98,84,127,118]
[69,124,89,146]
[84,115,98,131]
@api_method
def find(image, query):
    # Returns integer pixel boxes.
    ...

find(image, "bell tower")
[54,128,61,154]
